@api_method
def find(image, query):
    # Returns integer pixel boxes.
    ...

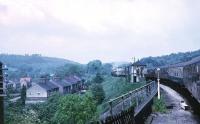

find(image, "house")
[26,76,59,103]
[64,75,83,93]
[50,76,71,94]
[111,61,147,83]
[111,67,126,77]
[20,77,32,88]
[5,80,20,91]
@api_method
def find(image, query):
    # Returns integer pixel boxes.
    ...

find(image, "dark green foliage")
[140,49,200,68]
[55,64,85,78]
[53,94,97,124]
[93,73,104,84]
[6,93,97,124]
[0,54,78,79]
[101,63,113,75]
[21,85,26,106]
[35,93,60,123]
[90,83,105,104]
[87,60,102,74]
[152,96,167,113]
[5,100,41,124]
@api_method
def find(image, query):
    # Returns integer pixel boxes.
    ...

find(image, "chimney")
[40,75,50,83]
[53,76,61,82]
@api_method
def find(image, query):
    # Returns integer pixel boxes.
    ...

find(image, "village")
[3,74,85,103]
[1,54,200,124]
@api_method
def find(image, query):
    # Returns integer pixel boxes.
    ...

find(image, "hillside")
[0,54,80,79]
[140,49,200,68]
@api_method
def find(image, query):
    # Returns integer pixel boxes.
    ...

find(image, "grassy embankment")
[98,76,146,114]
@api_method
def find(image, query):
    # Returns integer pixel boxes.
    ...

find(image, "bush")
[90,83,105,104]
[152,96,167,113]
[53,94,97,124]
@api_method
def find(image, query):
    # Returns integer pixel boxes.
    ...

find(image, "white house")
[26,77,59,103]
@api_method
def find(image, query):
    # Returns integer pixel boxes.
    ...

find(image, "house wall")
[27,84,47,99]
[50,81,64,94]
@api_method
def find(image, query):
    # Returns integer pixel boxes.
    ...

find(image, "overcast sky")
[0,0,200,64]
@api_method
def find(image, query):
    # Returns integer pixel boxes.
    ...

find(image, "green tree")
[93,73,104,84]
[53,94,97,124]
[90,83,105,104]
[87,60,102,74]
[5,100,41,124]
[56,64,85,78]
[21,85,26,106]
[34,93,60,123]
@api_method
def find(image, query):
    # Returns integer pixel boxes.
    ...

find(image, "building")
[64,75,83,93]
[26,75,84,103]
[26,76,59,103]
[20,77,32,88]
[50,76,71,94]
[111,61,147,83]
[5,80,21,91]
[111,67,126,76]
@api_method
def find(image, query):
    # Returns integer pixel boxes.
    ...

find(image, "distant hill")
[140,49,200,68]
[0,54,80,79]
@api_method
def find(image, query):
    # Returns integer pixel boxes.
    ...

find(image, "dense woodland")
[0,54,112,80]
[140,49,200,68]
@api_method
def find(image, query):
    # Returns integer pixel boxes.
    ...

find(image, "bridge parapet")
[100,81,157,120]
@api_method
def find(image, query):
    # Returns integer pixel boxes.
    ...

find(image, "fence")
[91,106,135,124]
[100,81,157,120]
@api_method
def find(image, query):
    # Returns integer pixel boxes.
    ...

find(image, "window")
[37,92,40,95]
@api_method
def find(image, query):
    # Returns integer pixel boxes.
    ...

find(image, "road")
[149,84,200,124]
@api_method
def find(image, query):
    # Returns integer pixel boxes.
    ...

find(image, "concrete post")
[157,78,160,99]
[157,68,160,100]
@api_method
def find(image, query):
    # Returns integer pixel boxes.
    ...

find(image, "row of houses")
[26,75,83,103]
[3,76,32,92]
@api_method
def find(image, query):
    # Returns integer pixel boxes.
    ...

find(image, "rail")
[100,81,157,120]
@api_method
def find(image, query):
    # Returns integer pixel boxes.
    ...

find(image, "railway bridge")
[99,81,158,123]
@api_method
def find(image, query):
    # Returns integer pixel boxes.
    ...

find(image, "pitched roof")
[51,80,71,87]
[38,81,59,91]
[126,61,146,67]
[64,75,81,84]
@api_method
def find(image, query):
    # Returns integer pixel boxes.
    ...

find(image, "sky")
[0,0,200,64]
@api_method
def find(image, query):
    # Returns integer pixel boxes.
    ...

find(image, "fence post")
[129,92,132,107]
[136,91,138,107]
[122,96,125,111]
[109,101,113,116]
